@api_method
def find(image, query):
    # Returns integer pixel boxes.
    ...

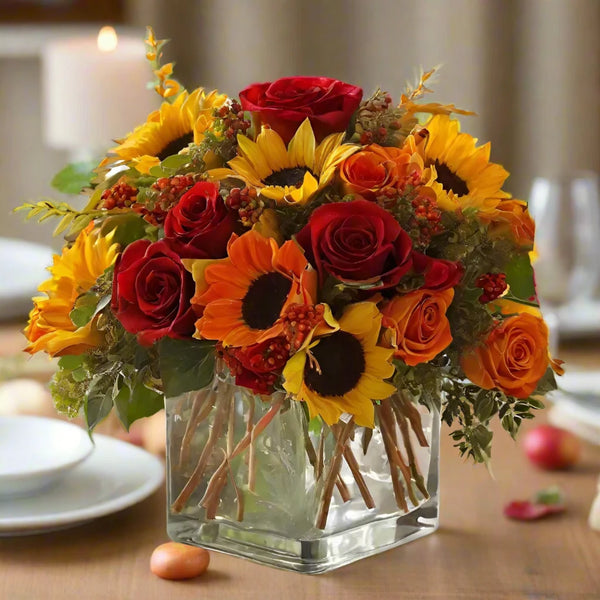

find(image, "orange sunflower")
[24,224,119,357]
[194,230,317,347]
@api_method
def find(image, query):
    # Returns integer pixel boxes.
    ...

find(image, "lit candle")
[42,27,158,154]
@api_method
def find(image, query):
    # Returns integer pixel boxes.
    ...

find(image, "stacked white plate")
[0,416,164,536]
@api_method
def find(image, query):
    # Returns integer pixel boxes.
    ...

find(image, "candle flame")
[97,26,118,52]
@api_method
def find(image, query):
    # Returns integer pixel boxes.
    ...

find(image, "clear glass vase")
[165,377,440,574]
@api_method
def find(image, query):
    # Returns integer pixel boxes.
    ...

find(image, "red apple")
[523,425,581,470]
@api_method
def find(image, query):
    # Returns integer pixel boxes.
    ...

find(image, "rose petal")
[503,500,566,521]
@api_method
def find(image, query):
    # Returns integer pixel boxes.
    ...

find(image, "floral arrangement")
[20,30,560,527]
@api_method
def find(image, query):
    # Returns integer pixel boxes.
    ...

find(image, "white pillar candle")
[42,27,158,153]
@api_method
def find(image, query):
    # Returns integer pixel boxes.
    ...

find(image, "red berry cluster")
[217,100,251,139]
[409,194,444,246]
[100,181,138,210]
[280,303,326,351]
[224,187,263,226]
[476,272,508,304]
[141,175,195,225]
[217,337,290,395]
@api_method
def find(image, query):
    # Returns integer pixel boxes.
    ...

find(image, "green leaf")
[534,485,565,506]
[308,416,322,436]
[504,252,538,303]
[158,337,216,398]
[57,354,84,371]
[532,367,557,397]
[474,392,496,422]
[84,376,114,434]
[113,379,163,431]
[71,367,88,383]
[70,293,100,328]
[51,160,98,195]
[100,213,150,247]
[148,153,192,177]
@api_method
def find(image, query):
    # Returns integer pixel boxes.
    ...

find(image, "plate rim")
[0,434,164,533]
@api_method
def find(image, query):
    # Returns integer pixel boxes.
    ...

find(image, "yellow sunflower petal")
[256,127,290,173]
[287,118,316,171]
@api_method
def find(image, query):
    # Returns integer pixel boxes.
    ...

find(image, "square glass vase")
[166,378,440,574]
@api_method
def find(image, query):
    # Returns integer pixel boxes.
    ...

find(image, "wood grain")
[1,330,599,599]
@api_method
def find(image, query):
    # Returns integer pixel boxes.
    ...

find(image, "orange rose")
[483,199,535,249]
[381,288,454,366]
[461,312,550,399]
[339,144,415,200]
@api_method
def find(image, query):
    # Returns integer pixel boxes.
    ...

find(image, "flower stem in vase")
[394,392,429,447]
[304,420,351,502]
[171,389,230,513]
[391,398,429,499]
[178,388,216,469]
[376,402,410,511]
[200,398,285,519]
[342,444,375,509]
[316,417,355,530]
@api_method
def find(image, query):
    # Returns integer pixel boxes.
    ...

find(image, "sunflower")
[211,118,358,205]
[194,230,317,347]
[282,302,396,427]
[418,115,509,213]
[107,87,227,174]
[24,224,119,357]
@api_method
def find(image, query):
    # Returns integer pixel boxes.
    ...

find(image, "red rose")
[163,181,236,259]
[111,239,196,345]
[296,199,413,288]
[239,76,363,144]
[413,253,463,291]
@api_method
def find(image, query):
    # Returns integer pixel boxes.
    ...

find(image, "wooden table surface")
[1,327,599,600]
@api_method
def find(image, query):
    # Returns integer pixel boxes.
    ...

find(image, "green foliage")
[84,374,115,433]
[50,358,89,418]
[51,160,98,194]
[100,213,156,247]
[440,374,546,463]
[112,373,163,431]
[158,337,216,398]
[505,253,538,304]
[14,199,115,239]
[148,153,193,178]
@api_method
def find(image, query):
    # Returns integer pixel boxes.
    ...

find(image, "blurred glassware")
[528,172,600,347]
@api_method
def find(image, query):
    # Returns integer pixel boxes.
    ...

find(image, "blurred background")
[1,0,599,243]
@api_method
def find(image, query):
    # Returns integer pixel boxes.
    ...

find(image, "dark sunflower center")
[157,131,194,161]
[433,160,469,197]
[304,331,365,397]
[263,167,311,188]
[242,272,292,330]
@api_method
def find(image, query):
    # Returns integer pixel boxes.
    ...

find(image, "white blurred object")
[548,370,600,445]
[0,415,93,497]
[554,301,600,340]
[42,26,157,153]
[528,173,600,306]
[0,238,53,321]
[0,379,53,417]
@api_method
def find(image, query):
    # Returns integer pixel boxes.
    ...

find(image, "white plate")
[0,416,94,498]
[0,238,54,321]
[0,434,164,536]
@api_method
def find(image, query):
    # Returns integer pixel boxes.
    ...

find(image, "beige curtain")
[130,0,600,199]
